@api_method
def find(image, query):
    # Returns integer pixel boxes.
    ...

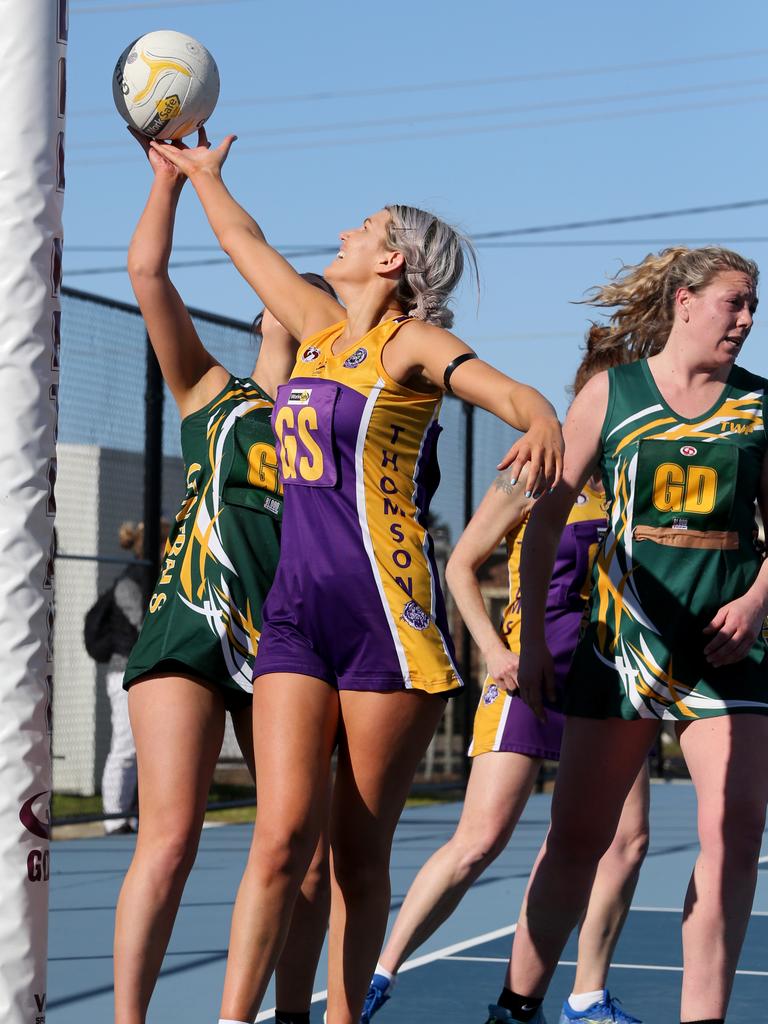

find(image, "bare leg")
[379,751,541,974]
[274,801,331,1013]
[507,718,659,997]
[325,690,446,1024]
[113,675,226,1024]
[219,674,339,1021]
[231,705,333,1014]
[678,714,768,1021]
[572,763,650,993]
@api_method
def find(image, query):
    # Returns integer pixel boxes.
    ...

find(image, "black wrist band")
[443,352,478,393]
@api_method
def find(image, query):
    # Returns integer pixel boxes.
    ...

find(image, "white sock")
[567,989,604,1012]
[218,1018,252,1023]
[374,962,396,988]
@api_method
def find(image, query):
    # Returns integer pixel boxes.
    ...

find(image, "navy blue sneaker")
[360,972,393,1022]
[484,1006,547,1024]
[558,991,641,1023]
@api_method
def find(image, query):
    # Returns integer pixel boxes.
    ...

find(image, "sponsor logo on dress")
[680,445,697,457]
[672,517,689,530]
[402,599,430,631]
[263,496,281,516]
[343,347,368,369]
[301,346,321,362]
[576,492,587,504]
[483,683,500,705]
[288,388,312,405]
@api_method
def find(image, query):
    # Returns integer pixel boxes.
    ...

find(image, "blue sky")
[65,0,768,417]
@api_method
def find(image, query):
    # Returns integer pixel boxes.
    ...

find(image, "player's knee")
[611,820,650,872]
[452,825,510,876]
[700,800,766,867]
[331,842,389,896]
[135,826,199,886]
[299,848,331,906]
[251,824,315,885]
[548,822,612,866]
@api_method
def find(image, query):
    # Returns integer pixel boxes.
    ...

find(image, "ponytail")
[385,204,478,329]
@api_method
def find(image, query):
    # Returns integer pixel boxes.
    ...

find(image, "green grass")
[52,793,103,818]
[52,780,463,828]
[52,782,257,822]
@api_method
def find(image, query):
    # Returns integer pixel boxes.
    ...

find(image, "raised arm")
[516,370,608,719]
[445,469,533,693]
[250,311,300,400]
[384,320,564,494]
[149,132,344,341]
[127,130,228,417]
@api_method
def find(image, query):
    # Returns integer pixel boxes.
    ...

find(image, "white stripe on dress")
[353,379,413,687]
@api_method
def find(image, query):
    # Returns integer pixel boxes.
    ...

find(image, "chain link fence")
[53,286,522,823]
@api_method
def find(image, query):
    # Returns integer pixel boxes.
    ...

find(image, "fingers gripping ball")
[113,30,219,140]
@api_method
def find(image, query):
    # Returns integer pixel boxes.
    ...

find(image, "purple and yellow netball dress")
[470,482,606,758]
[254,316,463,694]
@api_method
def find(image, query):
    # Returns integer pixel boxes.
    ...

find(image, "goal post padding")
[0,2,66,1021]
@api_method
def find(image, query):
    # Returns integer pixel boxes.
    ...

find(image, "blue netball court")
[48,782,768,1022]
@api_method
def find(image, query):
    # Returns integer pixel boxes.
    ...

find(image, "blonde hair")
[570,337,633,397]
[384,204,478,329]
[581,245,759,358]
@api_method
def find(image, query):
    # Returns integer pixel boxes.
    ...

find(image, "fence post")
[142,332,164,602]
[461,401,475,783]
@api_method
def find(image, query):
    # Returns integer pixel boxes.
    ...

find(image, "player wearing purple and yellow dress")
[153,131,563,1024]
[470,482,607,759]
[257,314,461,694]
[362,349,647,1024]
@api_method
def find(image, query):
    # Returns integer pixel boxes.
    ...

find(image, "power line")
[72,0,251,12]
[64,236,768,278]
[68,48,768,117]
[62,201,768,273]
[68,76,768,152]
[225,93,768,154]
[471,200,768,240]
[67,236,768,255]
[64,246,336,277]
[68,92,768,165]
[479,237,768,248]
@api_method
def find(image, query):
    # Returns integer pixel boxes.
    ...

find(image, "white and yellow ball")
[113,30,220,140]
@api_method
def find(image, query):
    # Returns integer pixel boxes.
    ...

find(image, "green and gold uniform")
[567,359,768,721]
[124,376,282,708]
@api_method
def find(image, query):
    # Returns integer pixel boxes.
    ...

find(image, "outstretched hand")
[148,127,237,179]
[497,416,564,498]
[128,125,187,186]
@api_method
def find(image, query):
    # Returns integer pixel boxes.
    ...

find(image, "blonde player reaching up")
[361,345,647,1024]
[152,128,563,1024]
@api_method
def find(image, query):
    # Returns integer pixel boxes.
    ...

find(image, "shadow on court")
[48,783,768,1022]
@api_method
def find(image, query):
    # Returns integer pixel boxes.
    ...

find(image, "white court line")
[255,901,768,1019]
[254,924,518,1021]
[629,904,768,917]
[444,956,768,978]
